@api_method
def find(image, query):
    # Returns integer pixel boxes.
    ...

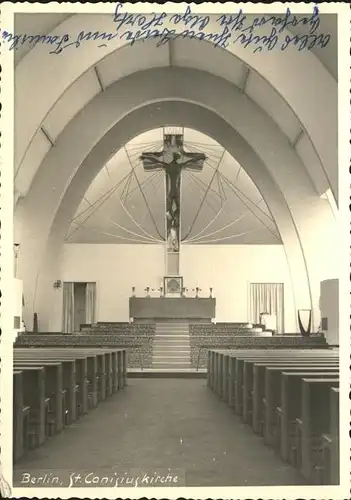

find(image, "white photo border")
[0,2,350,499]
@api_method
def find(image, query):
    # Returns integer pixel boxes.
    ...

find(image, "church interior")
[10,11,340,490]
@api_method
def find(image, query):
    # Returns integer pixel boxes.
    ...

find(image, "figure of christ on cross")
[140,150,206,252]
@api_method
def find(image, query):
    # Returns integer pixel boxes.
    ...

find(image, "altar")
[129,297,216,321]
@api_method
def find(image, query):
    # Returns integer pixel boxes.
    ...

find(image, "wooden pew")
[209,349,337,402]
[13,370,30,462]
[254,362,339,442]
[320,387,339,484]
[265,368,338,451]
[234,354,337,417]
[207,348,340,485]
[12,365,45,450]
[13,347,127,463]
[17,348,107,412]
[46,348,119,404]
[279,372,339,466]
[68,348,126,397]
[14,359,64,435]
[299,377,339,483]
[252,364,339,436]
[15,347,126,411]
[208,349,338,433]
[243,357,338,425]
[32,347,127,392]
[15,353,77,425]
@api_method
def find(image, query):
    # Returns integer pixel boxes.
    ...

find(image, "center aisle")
[14,379,306,486]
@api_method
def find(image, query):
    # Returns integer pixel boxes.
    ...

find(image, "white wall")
[320,279,339,345]
[56,243,297,332]
[13,278,23,340]
[181,245,296,331]
[59,244,164,326]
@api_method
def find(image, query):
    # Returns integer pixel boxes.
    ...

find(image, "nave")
[10,8,342,494]
[13,378,306,487]
[12,341,339,488]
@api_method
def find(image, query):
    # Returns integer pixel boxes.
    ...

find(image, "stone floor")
[14,379,306,487]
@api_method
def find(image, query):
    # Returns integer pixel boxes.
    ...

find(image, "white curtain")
[249,283,284,333]
[85,282,96,325]
[62,282,75,334]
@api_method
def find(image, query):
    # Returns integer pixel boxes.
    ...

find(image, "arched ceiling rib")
[24,99,311,322]
[14,13,72,64]
[14,12,338,80]
[15,12,338,202]
[16,38,331,202]
[18,67,328,270]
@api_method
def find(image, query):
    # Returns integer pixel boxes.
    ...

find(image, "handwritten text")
[0,4,331,55]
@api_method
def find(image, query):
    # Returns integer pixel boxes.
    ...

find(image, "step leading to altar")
[151,321,192,370]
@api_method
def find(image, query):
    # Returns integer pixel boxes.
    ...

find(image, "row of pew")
[208,348,339,485]
[13,347,127,462]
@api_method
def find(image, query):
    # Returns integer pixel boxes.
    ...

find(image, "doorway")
[74,282,87,332]
[62,282,96,333]
[249,282,285,333]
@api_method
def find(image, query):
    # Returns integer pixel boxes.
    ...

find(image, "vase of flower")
[209,287,213,298]
[145,287,150,297]
[195,287,200,298]
[131,286,136,297]
[297,309,312,337]
[159,286,163,297]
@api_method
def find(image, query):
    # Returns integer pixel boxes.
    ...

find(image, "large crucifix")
[140,133,206,275]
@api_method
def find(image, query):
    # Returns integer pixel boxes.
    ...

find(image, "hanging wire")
[184,210,251,243]
[217,169,228,201]
[123,169,163,204]
[183,149,226,240]
[182,170,223,215]
[181,141,280,243]
[184,142,225,169]
[184,140,224,150]
[202,155,276,224]
[181,143,226,206]
[137,172,165,227]
[185,170,224,205]
[68,142,164,238]
[69,130,280,245]
[219,174,280,240]
[84,174,165,242]
[182,171,226,243]
[124,146,164,239]
[187,228,260,245]
[183,141,225,160]
[66,223,162,244]
[67,170,134,238]
[107,217,163,242]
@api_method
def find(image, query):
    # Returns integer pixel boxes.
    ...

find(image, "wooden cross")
[140,134,206,252]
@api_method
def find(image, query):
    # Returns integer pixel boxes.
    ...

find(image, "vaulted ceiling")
[14,13,337,79]
[14,12,337,204]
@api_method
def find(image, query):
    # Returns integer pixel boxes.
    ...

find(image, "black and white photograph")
[0,2,349,498]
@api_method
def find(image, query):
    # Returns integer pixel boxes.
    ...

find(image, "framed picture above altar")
[164,276,183,297]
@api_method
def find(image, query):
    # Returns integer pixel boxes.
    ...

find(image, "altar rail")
[15,328,156,368]
[204,322,263,330]
[189,332,328,368]
[81,323,155,334]
[189,324,264,336]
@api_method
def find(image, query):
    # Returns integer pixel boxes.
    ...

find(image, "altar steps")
[128,368,206,378]
[152,321,192,370]
[153,349,191,354]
